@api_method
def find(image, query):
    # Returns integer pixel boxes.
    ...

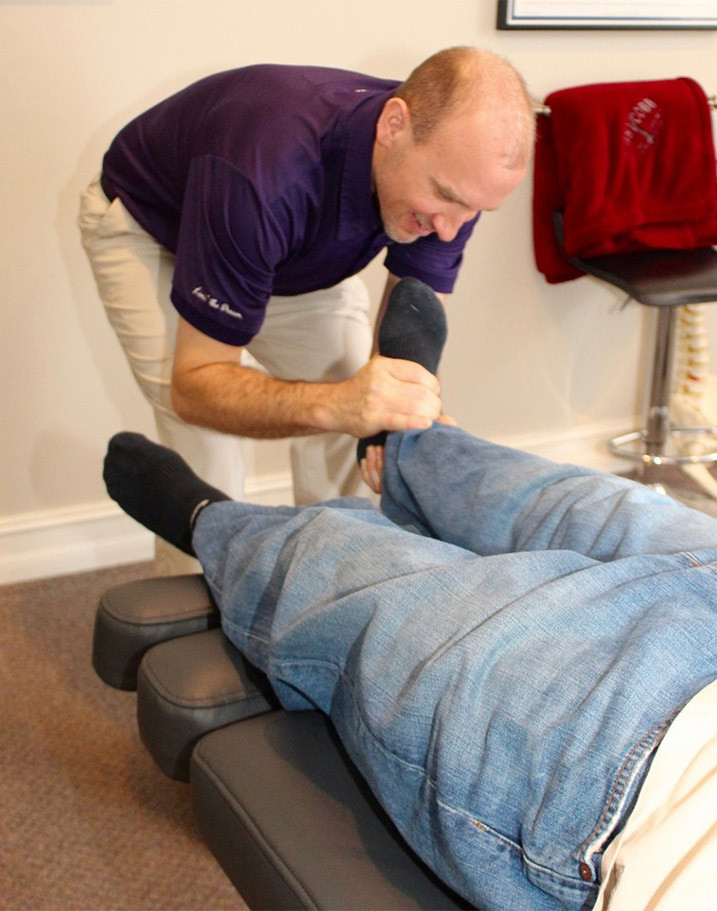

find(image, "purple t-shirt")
[102,64,477,346]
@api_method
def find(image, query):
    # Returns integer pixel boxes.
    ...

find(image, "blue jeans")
[193,425,717,911]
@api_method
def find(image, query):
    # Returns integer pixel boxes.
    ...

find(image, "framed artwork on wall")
[496,0,717,30]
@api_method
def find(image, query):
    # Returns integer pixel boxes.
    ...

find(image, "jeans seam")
[471,814,596,891]
[346,669,596,890]
[581,712,676,862]
[684,551,717,575]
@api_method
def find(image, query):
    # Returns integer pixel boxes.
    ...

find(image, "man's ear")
[375,97,411,148]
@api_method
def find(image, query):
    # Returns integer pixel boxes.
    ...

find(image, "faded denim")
[193,425,717,910]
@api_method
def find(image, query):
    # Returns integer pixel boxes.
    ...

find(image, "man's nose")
[431,210,473,242]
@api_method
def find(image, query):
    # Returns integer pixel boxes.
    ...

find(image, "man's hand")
[322,354,442,438]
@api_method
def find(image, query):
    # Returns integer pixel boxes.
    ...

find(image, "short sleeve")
[171,156,288,346]
[383,214,479,293]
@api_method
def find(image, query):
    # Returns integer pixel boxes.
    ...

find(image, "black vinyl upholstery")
[192,712,468,910]
[92,574,218,689]
[93,575,471,910]
[553,212,717,307]
[137,628,278,780]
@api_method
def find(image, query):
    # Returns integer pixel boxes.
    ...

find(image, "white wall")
[2,0,717,582]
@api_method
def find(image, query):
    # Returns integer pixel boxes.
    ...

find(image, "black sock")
[357,277,447,463]
[103,432,230,556]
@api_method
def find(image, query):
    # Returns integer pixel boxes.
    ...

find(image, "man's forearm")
[171,356,442,440]
[169,295,444,442]
[171,362,336,438]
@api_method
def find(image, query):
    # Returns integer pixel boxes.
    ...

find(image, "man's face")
[373,100,527,244]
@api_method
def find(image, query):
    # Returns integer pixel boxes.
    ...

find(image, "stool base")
[608,426,717,466]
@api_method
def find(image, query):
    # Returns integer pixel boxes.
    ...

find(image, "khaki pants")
[79,177,372,574]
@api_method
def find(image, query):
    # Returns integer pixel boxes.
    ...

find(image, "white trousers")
[79,177,372,574]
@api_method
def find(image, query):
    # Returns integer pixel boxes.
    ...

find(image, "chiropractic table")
[93,573,469,909]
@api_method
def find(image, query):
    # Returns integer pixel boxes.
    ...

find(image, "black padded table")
[192,712,468,910]
[93,574,472,909]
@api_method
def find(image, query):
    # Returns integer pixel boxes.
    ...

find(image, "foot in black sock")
[103,432,230,555]
[357,277,447,464]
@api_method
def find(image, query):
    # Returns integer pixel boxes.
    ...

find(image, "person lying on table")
[103,279,716,911]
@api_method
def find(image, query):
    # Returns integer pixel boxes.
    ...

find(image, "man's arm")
[170,315,442,439]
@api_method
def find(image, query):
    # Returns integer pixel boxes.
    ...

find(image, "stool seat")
[571,246,717,308]
[554,211,717,477]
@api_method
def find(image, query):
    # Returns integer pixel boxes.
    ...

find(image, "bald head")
[394,47,535,170]
[372,47,533,244]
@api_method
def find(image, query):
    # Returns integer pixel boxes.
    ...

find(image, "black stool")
[556,215,717,487]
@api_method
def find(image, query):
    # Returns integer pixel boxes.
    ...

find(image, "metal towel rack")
[535,94,717,116]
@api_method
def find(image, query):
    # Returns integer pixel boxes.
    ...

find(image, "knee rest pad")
[191,712,469,910]
[137,627,279,781]
[93,574,219,690]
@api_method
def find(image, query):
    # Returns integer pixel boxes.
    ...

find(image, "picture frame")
[496,0,717,30]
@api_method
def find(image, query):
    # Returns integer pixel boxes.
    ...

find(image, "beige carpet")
[0,561,246,911]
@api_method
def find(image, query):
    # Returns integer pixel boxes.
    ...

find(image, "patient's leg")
[381,423,717,561]
[103,430,376,559]
[190,463,717,911]
[102,428,717,910]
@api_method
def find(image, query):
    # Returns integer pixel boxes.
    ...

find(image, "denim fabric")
[193,425,717,911]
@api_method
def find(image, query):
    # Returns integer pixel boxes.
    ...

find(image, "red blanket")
[533,78,717,283]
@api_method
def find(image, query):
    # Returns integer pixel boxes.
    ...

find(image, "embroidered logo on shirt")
[192,285,243,320]
[623,98,664,155]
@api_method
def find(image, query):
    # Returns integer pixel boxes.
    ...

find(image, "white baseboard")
[0,425,634,587]
[0,472,294,586]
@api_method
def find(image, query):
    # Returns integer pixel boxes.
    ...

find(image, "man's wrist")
[302,382,345,435]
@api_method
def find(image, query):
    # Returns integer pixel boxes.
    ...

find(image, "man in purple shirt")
[79,46,534,573]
